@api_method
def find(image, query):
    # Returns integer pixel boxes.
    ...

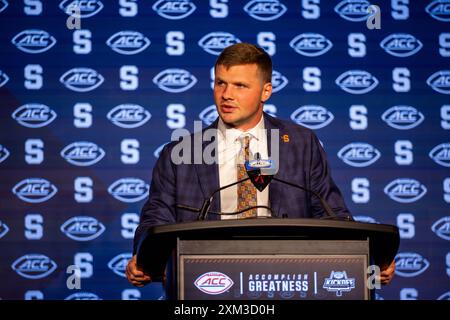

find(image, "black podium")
[136,219,399,300]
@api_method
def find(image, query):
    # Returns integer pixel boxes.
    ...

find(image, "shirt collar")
[218,114,265,144]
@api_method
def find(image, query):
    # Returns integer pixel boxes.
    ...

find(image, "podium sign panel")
[180,254,368,300]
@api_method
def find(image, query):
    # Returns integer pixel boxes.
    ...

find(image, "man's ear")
[261,82,273,103]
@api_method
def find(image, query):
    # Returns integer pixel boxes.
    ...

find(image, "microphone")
[245,153,339,220]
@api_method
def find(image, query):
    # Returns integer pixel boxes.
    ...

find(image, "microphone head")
[245,158,277,192]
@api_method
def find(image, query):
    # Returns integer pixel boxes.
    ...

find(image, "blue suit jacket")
[134,114,352,253]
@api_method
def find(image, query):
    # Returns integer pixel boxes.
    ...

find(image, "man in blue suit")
[126,43,395,287]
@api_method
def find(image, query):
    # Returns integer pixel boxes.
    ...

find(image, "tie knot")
[237,134,252,162]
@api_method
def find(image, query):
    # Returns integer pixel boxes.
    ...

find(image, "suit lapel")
[264,114,287,217]
[194,120,221,220]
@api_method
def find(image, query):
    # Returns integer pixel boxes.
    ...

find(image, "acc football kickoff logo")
[59,0,104,18]
[425,0,450,22]
[431,217,450,241]
[427,71,450,94]
[153,68,197,93]
[60,216,106,241]
[336,70,378,94]
[384,178,427,203]
[334,0,372,22]
[108,178,149,203]
[0,69,9,87]
[380,34,423,57]
[12,178,58,203]
[290,105,334,129]
[152,0,196,20]
[337,143,381,167]
[429,143,450,167]
[60,68,104,92]
[244,0,287,21]
[11,254,57,279]
[60,141,105,166]
[199,105,219,126]
[108,253,132,277]
[106,31,150,55]
[12,29,56,54]
[194,272,234,295]
[107,104,151,129]
[198,32,241,55]
[0,144,10,163]
[323,271,355,297]
[12,104,57,128]
[289,33,333,57]
[395,252,430,277]
[381,106,424,130]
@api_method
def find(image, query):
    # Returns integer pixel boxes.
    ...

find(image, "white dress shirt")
[217,115,270,219]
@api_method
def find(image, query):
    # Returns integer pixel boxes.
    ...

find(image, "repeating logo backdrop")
[0,0,449,300]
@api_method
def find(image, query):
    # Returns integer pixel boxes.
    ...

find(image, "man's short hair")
[215,43,272,84]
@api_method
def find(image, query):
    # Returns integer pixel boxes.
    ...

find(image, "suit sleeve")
[133,143,177,254]
[308,132,353,220]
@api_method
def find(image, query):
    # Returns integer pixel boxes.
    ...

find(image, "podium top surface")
[137,218,400,280]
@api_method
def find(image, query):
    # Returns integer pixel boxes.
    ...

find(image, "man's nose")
[222,85,234,100]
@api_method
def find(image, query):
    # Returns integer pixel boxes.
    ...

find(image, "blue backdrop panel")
[0,0,449,300]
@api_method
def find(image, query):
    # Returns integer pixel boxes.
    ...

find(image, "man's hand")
[380,260,396,285]
[126,255,152,287]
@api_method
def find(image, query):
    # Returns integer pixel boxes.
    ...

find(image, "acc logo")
[271,70,288,93]
[381,106,424,130]
[425,0,450,22]
[106,31,150,55]
[11,254,57,279]
[12,178,58,203]
[336,70,378,94]
[60,216,106,241]
[107,253,132,277]
[384,178,427,203]
[437,292,450,300]
[244,0,287,21]
[380,34,423,57]
[334,0,372,22]
[429,143,450,167]
[153,68,197,93]
[0,0,8,13]
[59,0,104,18]
[431,216,450,241]
[0,220,9,239]
[60,141,105,166]
[427,70,450,94]
[289,33,333,57]
[290,105,334,129]
[198,32,241,55]
[199,105,219,126]
[60,68,104,92]
[154,142,169,159]
[194,272,234,295]
[0,69,9,87]
[107,104,151,129]
[337,143,380,167]
[12,29,56,54]
[65,292,101,300]
[353,216,379,224]
[152,0,196,20]
[108,178,149,203]
[323,271,355,297]
[0,144,10,163]
[12,104,57,128]
[395,252,430,277]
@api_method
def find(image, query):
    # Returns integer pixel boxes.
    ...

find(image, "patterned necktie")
[237,135,257,218]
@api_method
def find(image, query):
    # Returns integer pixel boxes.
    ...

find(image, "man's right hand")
[126,254,152,287]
